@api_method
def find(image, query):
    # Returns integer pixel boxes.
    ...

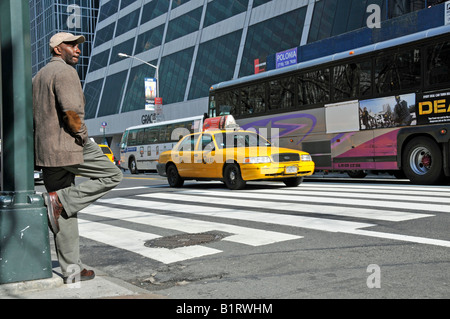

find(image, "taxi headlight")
[301,154,312,162]
[244,156,272,164]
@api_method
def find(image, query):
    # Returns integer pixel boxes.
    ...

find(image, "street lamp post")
[0,0,52,284]
[118,53,159,99]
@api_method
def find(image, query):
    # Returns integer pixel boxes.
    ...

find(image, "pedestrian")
[33,32,123,284]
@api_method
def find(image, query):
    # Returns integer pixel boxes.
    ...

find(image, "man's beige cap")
[49,32,85,51]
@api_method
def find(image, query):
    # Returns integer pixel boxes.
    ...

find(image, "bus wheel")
[223,164,246,190]
[402,137,444,185]
[347,170,367,178]
[129,158,138,174]
[167,164,184,188]
[283,177,304,187]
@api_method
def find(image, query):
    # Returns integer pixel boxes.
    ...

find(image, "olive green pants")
[42,140,123,277]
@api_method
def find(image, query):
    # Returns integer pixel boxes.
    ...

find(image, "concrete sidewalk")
[0,264,167,299]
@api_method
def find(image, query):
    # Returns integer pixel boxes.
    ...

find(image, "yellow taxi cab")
[157,126,315,190]
[99,144,115,163]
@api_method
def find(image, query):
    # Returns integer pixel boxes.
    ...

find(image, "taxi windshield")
[214,132,271,149]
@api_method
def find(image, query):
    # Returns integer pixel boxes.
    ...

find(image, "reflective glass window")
[141,0,170,24]
[298,69,330,105]
[115,8,140,37]
[268,76,295,111]
[98,0,119,23]
[253,0,272,8]
[203,0,249,27]
[166,7,202,42]
[216,90,240,116]
[135,24,165,54]
[120,0,137,9]
[427,40,450,86]
[240,84,266,115]
[239,7,306,77]
[189,30,242,100]
[121,61,158,113]
[160,47,195,104]
[333,61,371,101]
[97,70,128,117]
[375,48,421,93]
[110,38,135,65]
[308,0,387,43]
[172,0,191,9]
[83,78,104,119]
[94,23,116,47]
[89,49,110,72]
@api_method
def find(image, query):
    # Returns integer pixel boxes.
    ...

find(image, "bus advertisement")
[208,24,450,185]
[119,115,204,173]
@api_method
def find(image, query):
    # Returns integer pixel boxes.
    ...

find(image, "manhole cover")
[144,232,228,249]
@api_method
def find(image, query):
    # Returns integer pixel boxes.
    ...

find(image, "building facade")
[29,0,100,84]
[84,0,443,154]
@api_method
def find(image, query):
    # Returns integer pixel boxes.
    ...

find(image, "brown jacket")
[33,57,88,167]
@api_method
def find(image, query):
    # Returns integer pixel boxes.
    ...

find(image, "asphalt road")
[35,172,450,299]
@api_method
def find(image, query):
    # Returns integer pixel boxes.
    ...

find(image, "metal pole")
[0,0,52,284]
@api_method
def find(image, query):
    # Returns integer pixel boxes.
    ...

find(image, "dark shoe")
[64,268,96,284]
[43,192,63,234]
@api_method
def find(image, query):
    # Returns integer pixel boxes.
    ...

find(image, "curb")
[0,273,63,297]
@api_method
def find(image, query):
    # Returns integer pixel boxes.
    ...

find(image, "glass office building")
[84,0,444,151]
[29,0,100,84]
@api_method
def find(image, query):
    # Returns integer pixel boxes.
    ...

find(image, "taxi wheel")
[283,177,304,187]
[223,164,246,190]
[167,164,184,188]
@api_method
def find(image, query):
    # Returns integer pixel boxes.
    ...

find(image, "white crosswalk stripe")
[78,219,222,264]
[77,182,450,264]
[139,190,433,222]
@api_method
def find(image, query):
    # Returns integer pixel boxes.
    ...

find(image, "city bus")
[119,115,204,173]
[208,24,450,185]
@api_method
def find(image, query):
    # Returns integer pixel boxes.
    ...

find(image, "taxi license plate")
[285,166,298,174]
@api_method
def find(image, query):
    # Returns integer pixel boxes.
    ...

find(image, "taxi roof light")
[203,115,239,131]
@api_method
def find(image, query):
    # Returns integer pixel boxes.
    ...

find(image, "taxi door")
[197,133,220,178]
[174,133,200,177]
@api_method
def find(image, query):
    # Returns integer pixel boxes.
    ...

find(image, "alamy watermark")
[367,4,381,29]
[67,4,81,29]
[66,264,82,288]
[366,264,381,289]
[66,3,382,30]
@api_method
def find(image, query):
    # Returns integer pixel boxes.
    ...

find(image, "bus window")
[298,68,330,105]
[217,90,239,116]
[172,123,187,141]
[120,130,129,149]
[333,61,372,101]
[375,48,421,93]
[128,129,138,146]
[209,97,216,117]
[268,76,295,110]
[427,41,450,86]
[145,128,160,144]
[136,129,145,145]
[240,84,266,115]
[160,125,170,143]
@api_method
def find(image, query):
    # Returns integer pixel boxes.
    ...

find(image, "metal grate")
[272,153,300,163]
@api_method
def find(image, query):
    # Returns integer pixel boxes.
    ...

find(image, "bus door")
[119,130,129,168]
[325,101,376,171]
[372,128,399,170]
